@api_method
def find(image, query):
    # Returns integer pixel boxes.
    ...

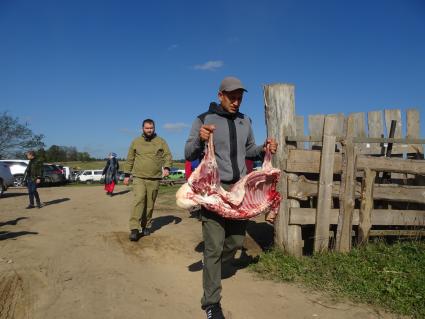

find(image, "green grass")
[60,161,185,170]
[61,161,106,170]
[158,184,181,195]
[250,240,425,318]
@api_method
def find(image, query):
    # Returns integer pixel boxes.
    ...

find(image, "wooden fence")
[264,84,425,256]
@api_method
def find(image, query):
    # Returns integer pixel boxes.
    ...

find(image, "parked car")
[42,164,67,186]
[167,170,185,180]
[77,170,104,184]
[51,164,73,181]
[0,159,29,187]
[70,170,82,182]
[0,162,14,197]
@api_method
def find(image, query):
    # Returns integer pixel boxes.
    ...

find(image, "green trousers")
[200,208,247,308]
[129,177,160,230]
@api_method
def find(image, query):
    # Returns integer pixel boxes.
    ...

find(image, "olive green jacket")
[24,158,44,181]
[125,135,173,179]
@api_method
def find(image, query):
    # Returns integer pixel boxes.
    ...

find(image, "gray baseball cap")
[219,76,247,92]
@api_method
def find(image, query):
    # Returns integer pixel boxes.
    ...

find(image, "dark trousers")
[201,208,247,308]
[27,180,41,206]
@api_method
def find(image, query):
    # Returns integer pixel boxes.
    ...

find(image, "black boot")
[205,303,225,319]
[129,229,140,241]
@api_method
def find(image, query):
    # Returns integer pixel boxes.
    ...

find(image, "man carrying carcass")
[184,76,278,319]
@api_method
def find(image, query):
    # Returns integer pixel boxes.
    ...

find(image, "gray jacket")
[185,102,264,183]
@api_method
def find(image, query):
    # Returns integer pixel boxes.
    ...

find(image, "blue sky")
[1,0,424,159]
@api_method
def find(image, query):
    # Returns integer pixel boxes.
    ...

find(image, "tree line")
[0,112,95,161]
[36,146,94,162]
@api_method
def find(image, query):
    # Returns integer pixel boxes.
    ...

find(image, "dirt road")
[0,185,398,319]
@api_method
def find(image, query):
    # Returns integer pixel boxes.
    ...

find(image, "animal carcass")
[176,134,281,221]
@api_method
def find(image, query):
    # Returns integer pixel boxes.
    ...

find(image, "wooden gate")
[264,84,425,256]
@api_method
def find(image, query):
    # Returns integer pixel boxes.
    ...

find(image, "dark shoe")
[142,228,150,236]
[37,203,43,209]
[26,205,35,209]
[106,192,111,195]
[129,229,140,241]
[205,303,225,319]
[109,193,113,197]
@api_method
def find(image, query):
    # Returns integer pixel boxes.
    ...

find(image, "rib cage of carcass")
[176,133,281,220]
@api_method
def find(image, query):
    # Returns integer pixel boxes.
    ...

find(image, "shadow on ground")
[0,217,28,228]
[0,192,27,198]
[43,198,70,206]
[187,248,256,278]
[150,215,182,233]
[246,220,274,251]
[194,241,204,253]
[112,190,130,196]
[0,231,38,241]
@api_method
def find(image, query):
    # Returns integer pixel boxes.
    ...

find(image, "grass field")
[250,240,425,318]
[60,161,185,170]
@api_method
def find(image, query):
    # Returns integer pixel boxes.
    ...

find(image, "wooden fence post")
[264,83,302,255]
[336,115,358,252]
[314,115,337,252]
[358,168,376,244]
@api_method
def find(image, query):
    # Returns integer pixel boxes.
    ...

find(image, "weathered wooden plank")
[336,115,357,252]
[367,111,384,154]
[287,149,425,175]
[384,109,405,155]
[288,199,303,257]
[358,168,376,244]
[351,112,367,153]
[286,136,425,144]
[287,174,425,204]
[406,108,423,154]
[287,149,342,173]
[264,83,296,254]
[335,113,346,136]
[314,115,337,252]
[289,208,425,226]
[295,115,305,150]
[333,113,345,152]
[308,114,325,148]
[357,156,425,175]
[353,137,425,144]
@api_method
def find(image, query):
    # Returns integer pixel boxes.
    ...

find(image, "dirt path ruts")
[0,186,400,319]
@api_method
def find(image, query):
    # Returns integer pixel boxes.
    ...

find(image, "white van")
[77,170,104,183]
[0,162,14,197]
[0,159,29,187]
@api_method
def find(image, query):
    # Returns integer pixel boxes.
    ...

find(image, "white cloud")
[163,122,191,132]
[167,44,179,51]
[193,60,224,71]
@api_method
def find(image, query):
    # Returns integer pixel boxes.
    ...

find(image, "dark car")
[42,164,66,186]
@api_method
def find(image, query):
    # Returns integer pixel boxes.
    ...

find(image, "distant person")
[23,150,44,209]
[124,119,173,241]
[102,152,119,196]
[184,76,277,319]
[185,158,200,180]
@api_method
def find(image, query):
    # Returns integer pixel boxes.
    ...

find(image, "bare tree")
[0,112,45,159]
